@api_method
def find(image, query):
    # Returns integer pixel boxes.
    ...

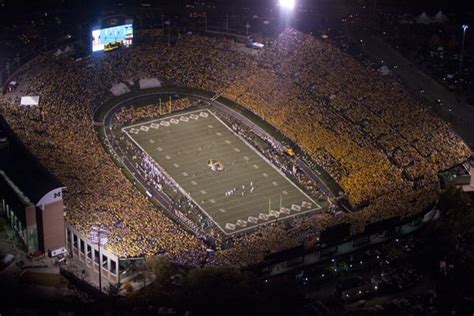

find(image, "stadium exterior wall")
[65,223,121,288]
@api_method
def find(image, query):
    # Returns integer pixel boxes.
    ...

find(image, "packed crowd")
[0,28,470,267]
[114,97,193,125]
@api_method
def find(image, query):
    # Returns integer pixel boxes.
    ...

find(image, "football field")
[123,109,321,235]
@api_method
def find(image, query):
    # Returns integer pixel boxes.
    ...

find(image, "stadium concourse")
[0,28,470,268]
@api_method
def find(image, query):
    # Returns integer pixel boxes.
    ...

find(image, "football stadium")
[122,108,322,235]
[0,23,471,289]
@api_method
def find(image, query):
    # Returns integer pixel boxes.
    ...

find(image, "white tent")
[433,11,449,23]
[139,78,161,89]
[110,83,130,96]
[416,11,433,24]
[20,96,40,107]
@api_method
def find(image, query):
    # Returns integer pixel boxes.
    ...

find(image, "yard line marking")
[291,204,302,212]
[247,216,258,224]
[280,207,291,214]
[225,223,236,231]
[236,220,247,227]
[269,210,280,218]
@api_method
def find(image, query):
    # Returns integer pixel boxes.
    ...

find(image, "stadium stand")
[0,28,470,267]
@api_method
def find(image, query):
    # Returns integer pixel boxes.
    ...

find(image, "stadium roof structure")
[0,116,63,206]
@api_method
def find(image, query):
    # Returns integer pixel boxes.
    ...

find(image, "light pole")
[458,24,469,75]
[91,225,108,293]
[245,22,250,36]
[278,0,295,28]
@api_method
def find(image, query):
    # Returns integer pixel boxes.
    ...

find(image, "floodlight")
[279,0,295,10]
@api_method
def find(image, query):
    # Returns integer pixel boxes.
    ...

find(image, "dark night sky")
[0,0,473,12]
[0,0,472,27]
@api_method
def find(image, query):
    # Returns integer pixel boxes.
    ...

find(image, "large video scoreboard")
[91,24,133,52]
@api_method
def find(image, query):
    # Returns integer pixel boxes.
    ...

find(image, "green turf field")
[123,109,321,235]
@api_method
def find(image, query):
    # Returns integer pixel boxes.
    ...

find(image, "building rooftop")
[0,115,63,205]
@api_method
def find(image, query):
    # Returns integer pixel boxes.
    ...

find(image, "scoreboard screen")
[91,24,133,52]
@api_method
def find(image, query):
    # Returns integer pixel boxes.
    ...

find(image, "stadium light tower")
[90,224,108,293]
[279,0,295,10]
[458,24,469,75]
[278,0,295,29]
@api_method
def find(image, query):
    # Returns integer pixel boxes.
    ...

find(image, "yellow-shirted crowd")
[0,28,469,267]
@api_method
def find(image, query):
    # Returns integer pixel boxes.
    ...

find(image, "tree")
[146,256,177,289]
[123,281,134,295]
[181,266,305,316]
[438,183,473,256]
[182,266,257,316]
[145,256,179,304]
[436,184,474,314]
